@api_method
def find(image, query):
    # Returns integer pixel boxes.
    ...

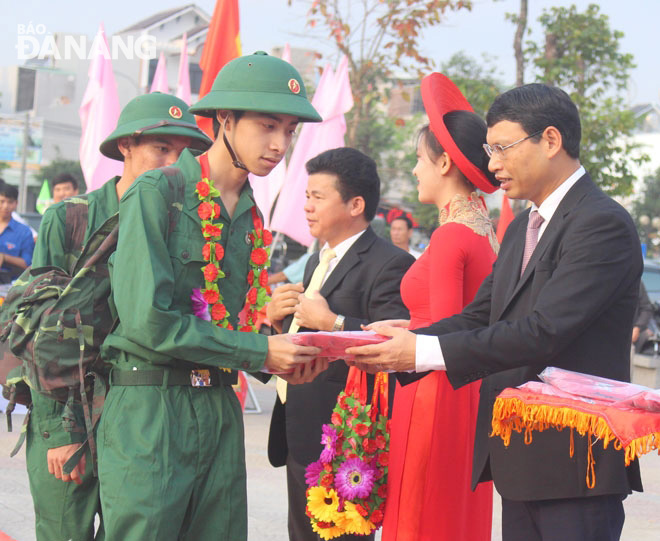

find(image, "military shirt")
[30,177,120,447]
[102,149,268,372]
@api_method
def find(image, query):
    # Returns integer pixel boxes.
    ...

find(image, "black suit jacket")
[268,227,414,467]
[415,174,643,501]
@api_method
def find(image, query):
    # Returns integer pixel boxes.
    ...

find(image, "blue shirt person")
[0,181,34,280]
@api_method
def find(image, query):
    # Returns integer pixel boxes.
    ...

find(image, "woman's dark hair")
[418,110,497,189]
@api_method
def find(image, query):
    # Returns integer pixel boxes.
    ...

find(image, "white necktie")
[276,248,337,402]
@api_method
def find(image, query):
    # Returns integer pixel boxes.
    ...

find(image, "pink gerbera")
[336,457,376,500]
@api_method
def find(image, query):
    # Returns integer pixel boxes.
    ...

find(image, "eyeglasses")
[483,129,545,158]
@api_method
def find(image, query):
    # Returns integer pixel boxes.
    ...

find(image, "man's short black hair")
[212,110,245,139]
[52,173,78,190]
[305,147,380,222]
[486,83,581,159]
[0,182,19,201]
[391,215,413,229]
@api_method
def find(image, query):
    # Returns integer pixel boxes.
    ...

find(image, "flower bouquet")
[305,366,390,540]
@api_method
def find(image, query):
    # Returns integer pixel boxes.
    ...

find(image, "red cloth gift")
[289,331,390,362]
[492,367,660,488]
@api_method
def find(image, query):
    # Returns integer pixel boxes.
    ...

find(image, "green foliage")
[35,158,86,194]
[0,161,9,175]
[440,51,505,118]
[526,3,649,196]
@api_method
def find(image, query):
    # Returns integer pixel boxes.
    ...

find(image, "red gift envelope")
[289,330,391,362]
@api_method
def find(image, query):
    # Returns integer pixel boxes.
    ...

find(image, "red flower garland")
[194,153,272,334]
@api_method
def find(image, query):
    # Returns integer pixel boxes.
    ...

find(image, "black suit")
[268,227,414,541]
[414,174,642,538]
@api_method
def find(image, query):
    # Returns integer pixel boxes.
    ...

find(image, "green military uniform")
[24,92,211,541]
[27,177,119,541]
[98,149,267,540]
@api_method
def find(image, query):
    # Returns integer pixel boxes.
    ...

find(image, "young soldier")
[97,52,324,540]
[51,173,79,203]
[27,92,211,541]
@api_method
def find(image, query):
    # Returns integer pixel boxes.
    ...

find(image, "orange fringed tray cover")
[492,367,660,488]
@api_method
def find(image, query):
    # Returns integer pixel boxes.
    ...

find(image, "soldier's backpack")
[0,169,187,472]
[0,203,118,469]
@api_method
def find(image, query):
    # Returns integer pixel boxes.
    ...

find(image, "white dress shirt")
[317,228,367,288]
[415,166,586,372]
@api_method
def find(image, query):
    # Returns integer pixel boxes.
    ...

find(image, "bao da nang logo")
[16,24,156,61]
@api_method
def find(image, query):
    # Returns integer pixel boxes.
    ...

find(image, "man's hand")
[345,326,417,373]
[294,291,335,331]
[266,283,304,333]
[632,326,641,344]
[47,444,86,485]
[362,319,410,331]
[280,357,330,385]
[266,334,321,374]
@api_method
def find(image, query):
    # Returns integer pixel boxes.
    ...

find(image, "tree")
[507,0,528,87]
[525,3,648,196]
[291,0,475,155]
[35,158,86,194]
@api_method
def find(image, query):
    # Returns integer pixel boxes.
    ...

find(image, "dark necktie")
[520,210,544,276]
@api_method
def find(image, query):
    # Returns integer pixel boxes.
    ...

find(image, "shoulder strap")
[64,199,90,271]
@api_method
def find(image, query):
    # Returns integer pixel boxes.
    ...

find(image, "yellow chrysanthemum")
[307,486,342,523]
[342,501,375,536]
[311,517,346,540]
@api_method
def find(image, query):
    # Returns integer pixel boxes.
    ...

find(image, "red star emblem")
[169,106,183,119]
[288,78,301,94]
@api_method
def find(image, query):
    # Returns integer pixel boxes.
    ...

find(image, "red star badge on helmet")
[169,106,183,119]
[288,78,301,95]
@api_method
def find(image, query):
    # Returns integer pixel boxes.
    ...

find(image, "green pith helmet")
[100,92,212,161]
[189,51,322,123]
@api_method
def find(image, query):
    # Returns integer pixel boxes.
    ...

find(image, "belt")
[110,367,238,388]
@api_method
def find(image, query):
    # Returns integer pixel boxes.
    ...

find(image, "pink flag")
[150,52,169,93]
[176,33,191,105]
[78,24,122,192]
[249,43,291,229]
[270,56,354,246]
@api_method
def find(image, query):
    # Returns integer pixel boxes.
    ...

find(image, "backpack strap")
[64,199,90,273]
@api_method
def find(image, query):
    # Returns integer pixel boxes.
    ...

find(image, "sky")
[3,0,659,105]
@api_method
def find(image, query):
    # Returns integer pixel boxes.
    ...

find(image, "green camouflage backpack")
[0,168,187,471]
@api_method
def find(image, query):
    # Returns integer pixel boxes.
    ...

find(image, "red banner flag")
[496,193,514,243]
[197,0,242,137]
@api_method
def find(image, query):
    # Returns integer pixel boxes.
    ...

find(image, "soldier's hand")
[280,357,330,385]
[294,291,335,331]
[266,282,304,333]
[265,334,320,374]
[47,443,86,485]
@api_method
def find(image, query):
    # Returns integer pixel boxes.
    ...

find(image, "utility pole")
[18,111,30,214]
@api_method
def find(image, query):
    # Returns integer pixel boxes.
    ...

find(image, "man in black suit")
[267,147,414,541]
[347,84,643,541]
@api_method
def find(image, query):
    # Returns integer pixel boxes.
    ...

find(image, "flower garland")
[191,153,272,335]
[305,370,390,540]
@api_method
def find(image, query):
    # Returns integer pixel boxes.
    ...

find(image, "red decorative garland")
[195,153,272,333]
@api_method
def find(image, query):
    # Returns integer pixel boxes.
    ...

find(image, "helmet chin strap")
[221,120,248,171]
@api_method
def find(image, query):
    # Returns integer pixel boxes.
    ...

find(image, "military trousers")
[26,415,104,541]
[97,381,247,541]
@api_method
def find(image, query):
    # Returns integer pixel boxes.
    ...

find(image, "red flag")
[197,0,242,137]
[496,193,514,243]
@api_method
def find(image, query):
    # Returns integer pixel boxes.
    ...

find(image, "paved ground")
[1,381,659,540]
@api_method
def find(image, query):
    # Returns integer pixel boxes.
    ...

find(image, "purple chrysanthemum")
[320,424,338,463]
[191,288,211,321]
[335,457,376,500]
[305,459,325,487]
